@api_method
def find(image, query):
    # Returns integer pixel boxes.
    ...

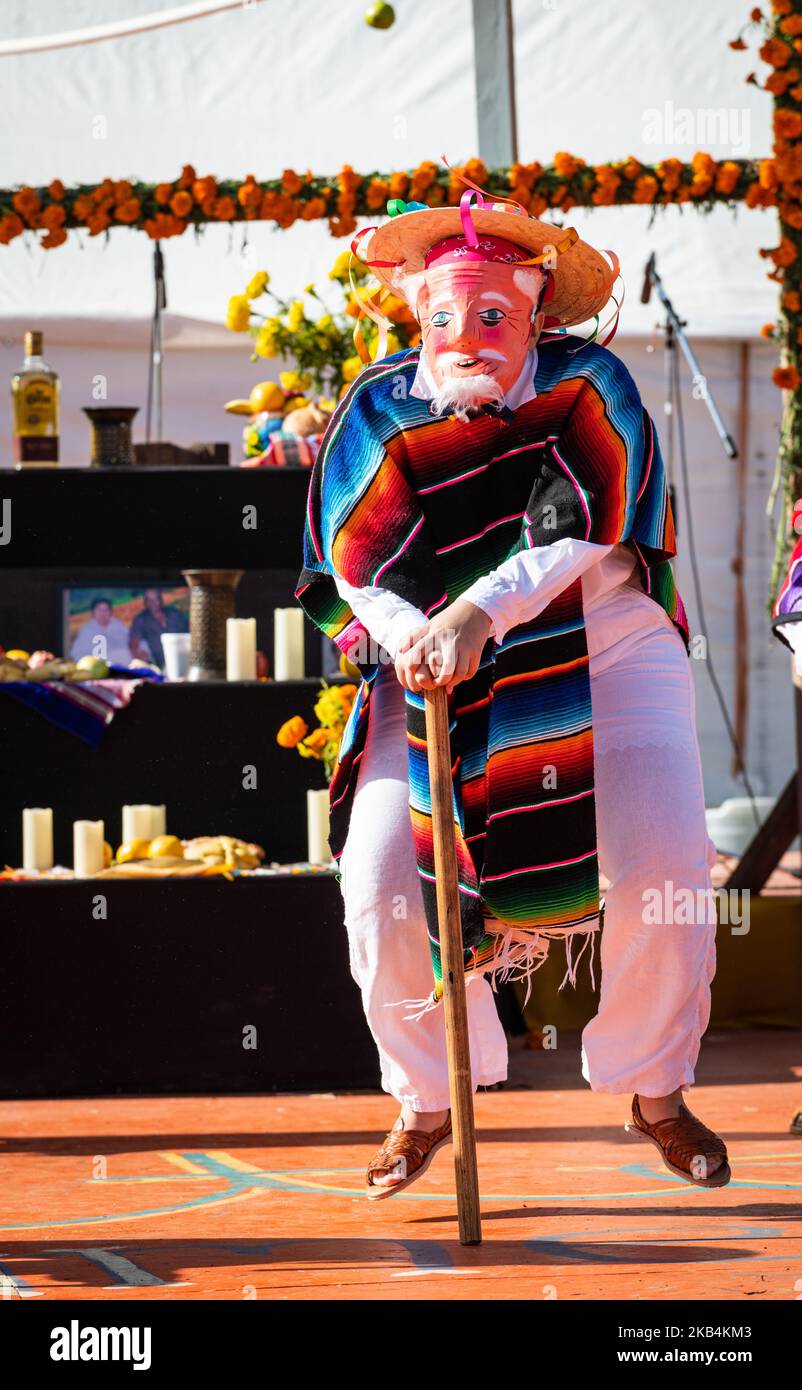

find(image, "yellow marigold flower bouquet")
[225,251,420,398]
[276,677,358,782]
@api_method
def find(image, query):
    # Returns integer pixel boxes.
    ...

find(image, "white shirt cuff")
[332,572,429,660]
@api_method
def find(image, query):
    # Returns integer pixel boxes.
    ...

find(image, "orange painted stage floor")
[1,1029,801,1302]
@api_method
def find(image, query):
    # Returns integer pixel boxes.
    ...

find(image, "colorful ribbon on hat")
[346,224,400,364]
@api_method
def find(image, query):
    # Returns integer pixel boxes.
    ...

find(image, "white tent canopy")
[0,0,776,336]
[0,0,794,813]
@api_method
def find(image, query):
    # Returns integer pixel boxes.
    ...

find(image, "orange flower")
[773,364,802,388]
[780,14,802,34]
[338,163,362,195]
[115,197,141,223]
[92,179,114,203]
[529,193,548,216]
[759,157,779,190]
[729,38,747,51]
[760,322,777,337]
[237,178,262,210]
[113,180,133,203]
[178,164,196,188]
[410,160,438,191]
[73,195,94,220]
[86,210,110,236]
[715,161,741,194]
[365,178,390,211]
[633,174,658,203]
[796,326,802,344]
[509,160,543,191]
[773,0,793,14]
[760,37,792,66]
[12,187,41,219]
[591,168,620,205]
[41,203,66,230]
[765,70,795,92]
[47,179,65,201]
[621,157,643,182]
[142,213,186,239]
[300,196,327,220]
[783,289,801,310]
[462,158,488,187]
[553,151,583,178]
[276,715,309,748]
[213,194,236,220]
[776,236,798,266]
[0,213,24,243]
[40,227,67,249]
[328,214,357,237]
[170,190,192,217]
[656,157,684,192]
[691,152,717,179]
[281,168,305,195]
[192,176,217,204]
[155,183,174,206]
[274,200,299,228]
[781,201,802,228]
[775,108,802,139]
[745,181,777,207]
[790,83,802,100]
[388,170,410,199]
[751,6,763,19]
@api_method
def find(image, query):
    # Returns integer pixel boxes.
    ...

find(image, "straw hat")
[364,199,618,330]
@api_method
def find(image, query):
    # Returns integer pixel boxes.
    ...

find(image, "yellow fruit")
[5,649,30,662]
[224,398,254,415]
[75,655,109,678]
[103,841,113,868]
[116,838,151,864]
[339,653,361,678]
[249,380,285,413]
[148,834,183,859]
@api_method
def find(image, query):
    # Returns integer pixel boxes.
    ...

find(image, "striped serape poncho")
[294,336,689,1012]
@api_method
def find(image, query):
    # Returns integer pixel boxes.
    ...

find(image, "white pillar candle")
[306,788,331,864]
[274,608,305,680]
[226,617,257,681]
[22,807,53,871]
[149,804,166,838]
[122,804,154,844]
[73,820,105,878]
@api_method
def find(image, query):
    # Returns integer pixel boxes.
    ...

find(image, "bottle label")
[13,434,59,463]
[16,378,57,434]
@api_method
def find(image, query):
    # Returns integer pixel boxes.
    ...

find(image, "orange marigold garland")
[0,155,767,254]
[733,0,802,602]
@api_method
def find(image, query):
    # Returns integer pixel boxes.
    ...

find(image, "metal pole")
[472,0,518,165]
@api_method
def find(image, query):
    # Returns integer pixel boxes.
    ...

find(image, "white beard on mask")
[427,372,505,422]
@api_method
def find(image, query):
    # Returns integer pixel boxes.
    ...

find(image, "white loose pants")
[338,587,718,1108]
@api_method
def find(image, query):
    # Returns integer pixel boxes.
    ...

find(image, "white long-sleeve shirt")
[329,345,676,670]
[332,536,641,660]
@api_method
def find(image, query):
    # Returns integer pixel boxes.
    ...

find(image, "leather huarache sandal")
[625,1094,731,1188]
[365,1111,452,1201]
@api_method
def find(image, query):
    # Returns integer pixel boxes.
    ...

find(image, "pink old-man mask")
[416,234,547,396]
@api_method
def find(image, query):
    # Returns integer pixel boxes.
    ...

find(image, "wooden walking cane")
[423,684,482,1246]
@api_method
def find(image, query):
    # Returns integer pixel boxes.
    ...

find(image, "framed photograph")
[62,583,190,670]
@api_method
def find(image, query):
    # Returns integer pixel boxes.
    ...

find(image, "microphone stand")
[146,241,167,444]
[642,254,738,492]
